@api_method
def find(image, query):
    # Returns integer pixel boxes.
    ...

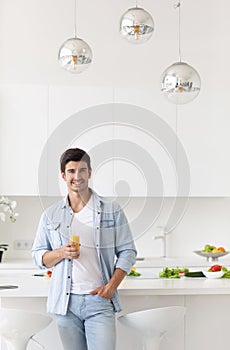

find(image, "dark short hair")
[60,148,91,173]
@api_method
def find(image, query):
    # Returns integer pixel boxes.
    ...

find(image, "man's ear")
[89,169,92,179]
[61,172,66,181]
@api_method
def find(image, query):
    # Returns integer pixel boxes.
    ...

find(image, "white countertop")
[119,275,230,295]
[0,259,37,269]
[1,267,230,298]
[2,255,230,270]
[1,257,230,298]
[0,271,50,297]
[135,256,230,268]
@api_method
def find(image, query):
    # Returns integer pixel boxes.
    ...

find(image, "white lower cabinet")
[184,295,229,349]
[1,294,228,350]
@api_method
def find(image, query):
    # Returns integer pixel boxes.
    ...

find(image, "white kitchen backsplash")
[1,196,230,261]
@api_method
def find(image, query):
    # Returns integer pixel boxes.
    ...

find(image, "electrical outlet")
[13,240,34,250]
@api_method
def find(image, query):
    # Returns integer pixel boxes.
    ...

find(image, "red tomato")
[45,270,52,278]
[210,265,222,272]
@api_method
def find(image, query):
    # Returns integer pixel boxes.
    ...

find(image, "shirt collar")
[61,195,71,209]
[61,189,102,210]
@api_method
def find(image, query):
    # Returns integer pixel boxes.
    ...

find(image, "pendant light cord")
[174,0,182,62]
[178,1,181,62]
[74,0,77,38]
[175,2,181,170]
[175,104,178,172]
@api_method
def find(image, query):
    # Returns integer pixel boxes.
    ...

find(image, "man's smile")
[72,180,84,186]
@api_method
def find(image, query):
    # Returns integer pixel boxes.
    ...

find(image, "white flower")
[0,197,18,223]
[0,212,6,221]
[11,201,17,210]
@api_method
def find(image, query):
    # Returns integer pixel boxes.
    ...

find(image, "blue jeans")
[55,294,116,350]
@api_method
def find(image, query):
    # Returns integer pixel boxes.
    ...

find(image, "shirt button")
[67,225,69,228]
[96,244,99,247]
[68,259,71,262]
[98,211,100,214]
[68,276,70,278]
[66,293,69,295]
[97,226,99,230]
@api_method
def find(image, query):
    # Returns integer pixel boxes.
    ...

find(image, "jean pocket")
[92,295,114,311]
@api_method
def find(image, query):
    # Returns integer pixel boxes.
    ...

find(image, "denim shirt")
[32,190,137,315]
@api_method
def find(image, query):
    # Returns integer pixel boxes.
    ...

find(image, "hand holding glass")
[70,235,80,258]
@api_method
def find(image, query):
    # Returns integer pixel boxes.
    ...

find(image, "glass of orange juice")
[70,235,80,256]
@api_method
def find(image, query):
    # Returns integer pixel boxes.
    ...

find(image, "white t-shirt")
[70,195,103,294]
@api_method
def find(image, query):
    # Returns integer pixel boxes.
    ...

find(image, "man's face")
[61,161,91,194]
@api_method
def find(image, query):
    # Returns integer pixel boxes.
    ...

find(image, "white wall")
[1,196,230,261]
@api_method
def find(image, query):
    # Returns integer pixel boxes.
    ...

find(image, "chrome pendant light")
[120,1,154,44]
[161,1,201,104]
[58,0,92,74]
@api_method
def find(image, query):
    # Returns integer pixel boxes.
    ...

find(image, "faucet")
[154,226,167,258]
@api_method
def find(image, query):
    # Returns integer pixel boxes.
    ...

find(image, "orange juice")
[70,235,80,248]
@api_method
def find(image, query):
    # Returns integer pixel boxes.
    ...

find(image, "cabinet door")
[114,87,230,197]
[185,295,230,349]
[0,85,48,195]
[113,88,181,197]
[178,94,230,196]
[43,86,114,196]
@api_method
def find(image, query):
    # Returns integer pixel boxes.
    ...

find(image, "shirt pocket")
[100,219,114,228]
[100,219,115,248]
[47,222,62,249]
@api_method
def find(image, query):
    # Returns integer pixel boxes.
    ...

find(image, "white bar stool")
[0,308,52,350]
[118,306,186,350]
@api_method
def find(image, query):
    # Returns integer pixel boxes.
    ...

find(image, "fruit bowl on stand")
[194,250,229,262]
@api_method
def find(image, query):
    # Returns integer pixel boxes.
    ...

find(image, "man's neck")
[68,189,92,213]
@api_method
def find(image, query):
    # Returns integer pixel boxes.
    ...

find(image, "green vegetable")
[222,271,230,278]
[221,266,230,278]
[159,267,189,279]
[127,270,141,277]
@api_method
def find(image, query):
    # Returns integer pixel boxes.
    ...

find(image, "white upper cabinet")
[1,84,230,197]
[113,88,179,197]
[45,86,114,197]
[0,85,48,195]
[178,92,230,196]
[46,87,180,197]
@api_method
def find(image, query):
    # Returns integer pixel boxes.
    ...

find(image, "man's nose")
[74,171,81,179]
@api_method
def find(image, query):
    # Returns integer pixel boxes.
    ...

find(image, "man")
[32,147,137,350]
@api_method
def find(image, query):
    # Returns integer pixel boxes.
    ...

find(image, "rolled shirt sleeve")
[113,203,137,273]
[32,212,51,269]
